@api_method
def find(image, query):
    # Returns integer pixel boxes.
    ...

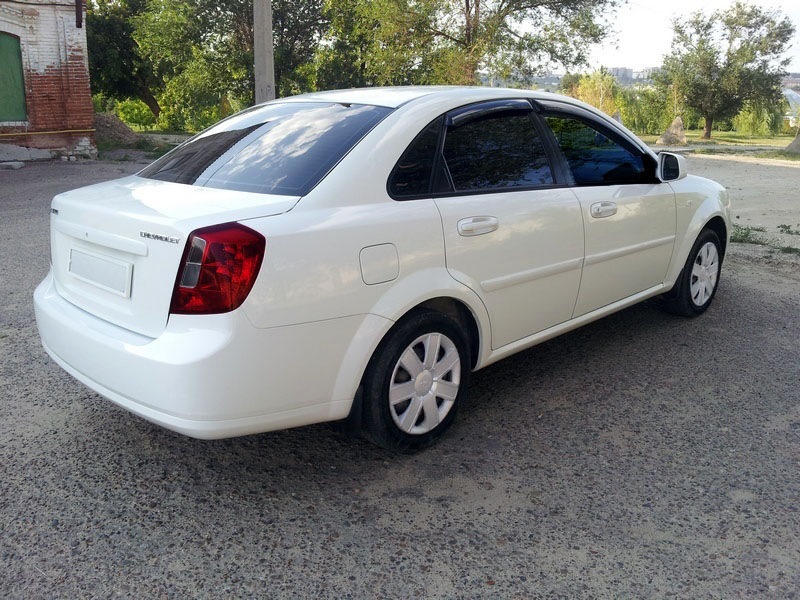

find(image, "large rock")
[656,116,687,146]
[786,135,800,154]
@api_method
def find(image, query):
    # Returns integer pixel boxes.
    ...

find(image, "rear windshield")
[139,102,392,196]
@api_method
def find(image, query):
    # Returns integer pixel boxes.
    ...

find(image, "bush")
[733,103,783,136]
[616,86,672,135]
[92,93,117,113]
[115,98,157,130]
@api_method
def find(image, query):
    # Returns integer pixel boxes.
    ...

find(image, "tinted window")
[139,102,392,196]
[388,117,443,198]
[545,115,648,185]
[442,111,553,192]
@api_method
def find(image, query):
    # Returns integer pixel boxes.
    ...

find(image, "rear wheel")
[662,229,722,317]
[362,311,470,452]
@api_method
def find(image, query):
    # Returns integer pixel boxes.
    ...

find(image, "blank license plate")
[69,249,133,297]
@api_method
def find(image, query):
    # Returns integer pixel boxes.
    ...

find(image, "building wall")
[0,0,95,153]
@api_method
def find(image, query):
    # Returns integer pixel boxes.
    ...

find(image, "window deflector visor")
[447,99,535,128]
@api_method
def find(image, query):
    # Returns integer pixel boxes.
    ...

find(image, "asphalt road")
[1,159,799,598]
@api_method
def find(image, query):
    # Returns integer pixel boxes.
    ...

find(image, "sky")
[588,0,800,73]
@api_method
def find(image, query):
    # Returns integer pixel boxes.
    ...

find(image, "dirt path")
[686,154,800,250]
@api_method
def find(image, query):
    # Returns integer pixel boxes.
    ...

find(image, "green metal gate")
[0,32,27,122]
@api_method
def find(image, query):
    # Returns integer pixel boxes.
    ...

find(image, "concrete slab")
[0,143,55,162]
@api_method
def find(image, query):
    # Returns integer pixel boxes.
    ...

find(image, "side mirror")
[657,152,687,182]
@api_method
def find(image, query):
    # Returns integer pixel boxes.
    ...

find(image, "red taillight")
[170,223,266,315]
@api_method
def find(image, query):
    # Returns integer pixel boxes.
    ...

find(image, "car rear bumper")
[34,271,384,439]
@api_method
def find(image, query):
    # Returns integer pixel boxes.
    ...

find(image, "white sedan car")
[34,87,730,450]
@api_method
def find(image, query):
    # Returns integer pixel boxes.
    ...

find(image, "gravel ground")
[1,157,799,598]
[687,153,800,250]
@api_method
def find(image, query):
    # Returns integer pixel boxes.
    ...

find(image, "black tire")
[361,310,470,452]
[662,229,722,317]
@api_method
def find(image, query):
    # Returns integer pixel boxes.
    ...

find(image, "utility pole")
[253,0,275,103]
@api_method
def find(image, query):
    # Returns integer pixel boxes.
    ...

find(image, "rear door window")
[442,104,554,192]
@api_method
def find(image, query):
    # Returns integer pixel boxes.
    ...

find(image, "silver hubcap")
[690,241,719,307]
[389,332,461,435]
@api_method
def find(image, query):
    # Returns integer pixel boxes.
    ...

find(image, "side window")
[545,115,648,185]
[388,116,443,198]
[0,32,27,122]
[442,110,553,192]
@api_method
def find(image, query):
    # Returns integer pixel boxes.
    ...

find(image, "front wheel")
[361,311,470,452]
[662,229,722,317]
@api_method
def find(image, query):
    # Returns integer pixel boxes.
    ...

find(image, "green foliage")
[573,70,618,115]
[660,2,795,139]
[317,0,620,87]
[559,73,582,96]
[616,86,673,135]
[315,0,438,88]
[91,93,117,113]
[86,0,161,116]
[273,0,327,96]
[87,0,622,131]
[777,224,800,236]
[115,98,157,130]
[732,102,783,136]
[154,52,243,132]
[731,224,767,244]
[561,72,676,136]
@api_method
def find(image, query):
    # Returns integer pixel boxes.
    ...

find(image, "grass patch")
[753,150,800,161]
[683,131,793,146]
[731,225,800,255]
[638,130,795,148]
[731,224,769,244]
[693,147,742,155]
[778,224,800,236]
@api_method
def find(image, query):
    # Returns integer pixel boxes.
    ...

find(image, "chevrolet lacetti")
[34,87,730,450]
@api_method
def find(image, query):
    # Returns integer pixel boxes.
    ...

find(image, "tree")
[573,69,618,115]
[88,0,324,130]
[315,0,440,88]
[86,0,162,116]
[273,0,327,96]
[661,2,795,139]
[317,0,620,87]
[559,72,583,97]
[616,86,672,135]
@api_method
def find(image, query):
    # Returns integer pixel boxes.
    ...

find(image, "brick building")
[0,0,95,154]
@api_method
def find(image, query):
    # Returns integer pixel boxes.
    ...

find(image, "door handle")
[457,216,499,237]
[590,201,617,218]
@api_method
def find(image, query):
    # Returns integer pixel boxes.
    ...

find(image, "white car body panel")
[435,188,584,348]
[665,174,732,285]
[240,199,446,328]
[572,183,676,316]
[33,86,731,440]
[35,271,388,437]
[50,177,299,338]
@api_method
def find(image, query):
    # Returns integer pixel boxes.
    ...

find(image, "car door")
[541,106,677,317]
[399,100,584,350]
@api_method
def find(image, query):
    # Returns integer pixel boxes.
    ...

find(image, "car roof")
[256,86,654,158]
[268,86,558,109]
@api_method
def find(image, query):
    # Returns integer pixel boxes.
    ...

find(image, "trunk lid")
[50,175,298,338]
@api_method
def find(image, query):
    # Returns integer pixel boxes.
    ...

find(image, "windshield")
[139,102,392,196]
